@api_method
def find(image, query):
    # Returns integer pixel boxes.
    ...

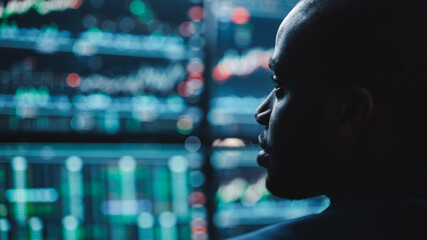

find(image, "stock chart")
[0,143,207,240]
[0,0,209,239]
[0,0,330,239]
[0,0,205,139]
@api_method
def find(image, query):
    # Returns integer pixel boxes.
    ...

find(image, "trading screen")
[0,0,205,139]
[0,143,207,240]
[0,0,329,239]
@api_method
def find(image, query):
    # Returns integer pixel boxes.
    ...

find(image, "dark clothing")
[228,166,427,240]
[228,197,427,239]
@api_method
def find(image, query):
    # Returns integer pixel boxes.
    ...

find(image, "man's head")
[255,0,427,199]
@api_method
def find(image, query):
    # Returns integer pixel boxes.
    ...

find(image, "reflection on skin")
[255,0,346,200]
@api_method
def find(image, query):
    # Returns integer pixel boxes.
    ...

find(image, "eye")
[271,75,280,89]
[271,75,286,98]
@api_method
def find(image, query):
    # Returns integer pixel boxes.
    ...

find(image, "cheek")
[268,96,297,146]
[268,94,325,157]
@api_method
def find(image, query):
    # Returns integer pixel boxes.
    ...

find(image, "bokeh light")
[65,156,83,172]
[139,9,154,23]
[159,211,177,228]
[188,6,204,21]
[118,156,137,172]
[212,64,232,82]
[177,115,194,135]
[0,219,10,232]
[189,191,206,206]
[137,212,154,229]
[232,7,250,25]
[130,0,146,16]
[187,59,205,73]
[168,156,189,173]
[62,215,79,231]
[190,171,205,187]
[12,156,27,171]
[185,135,202,152]
[179,21,196,37]
[119,16,136,32]
[178,81,192,97]
[82,14,97,29]
[66,73,81,88]
[70,0,83,9]
[28,217,43,231]
[212,138,246,147]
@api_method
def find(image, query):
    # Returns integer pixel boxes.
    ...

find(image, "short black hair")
[297,0,427,158]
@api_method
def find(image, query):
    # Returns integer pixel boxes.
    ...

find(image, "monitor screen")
[0,0,205,140]
[0,143,207,240]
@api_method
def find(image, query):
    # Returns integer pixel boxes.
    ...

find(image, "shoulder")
[226,198,427,240]
[225,218,298,240]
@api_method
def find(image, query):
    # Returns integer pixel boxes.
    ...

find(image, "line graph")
[78,63,186,95]
[0,23,188,59]
[0,0,82,19]
[212,48,274,81]
[0,59,187,96]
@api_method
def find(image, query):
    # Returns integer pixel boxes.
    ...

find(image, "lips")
[257,134,270,167]
[257,150,271,167]
[258,134,266,148]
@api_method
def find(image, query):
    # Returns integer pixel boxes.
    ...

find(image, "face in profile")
[255,2,334,199]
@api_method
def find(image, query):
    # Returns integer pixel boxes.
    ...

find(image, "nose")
[255,91,274,126]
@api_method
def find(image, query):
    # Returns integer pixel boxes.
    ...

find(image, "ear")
[336,86,374,136]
